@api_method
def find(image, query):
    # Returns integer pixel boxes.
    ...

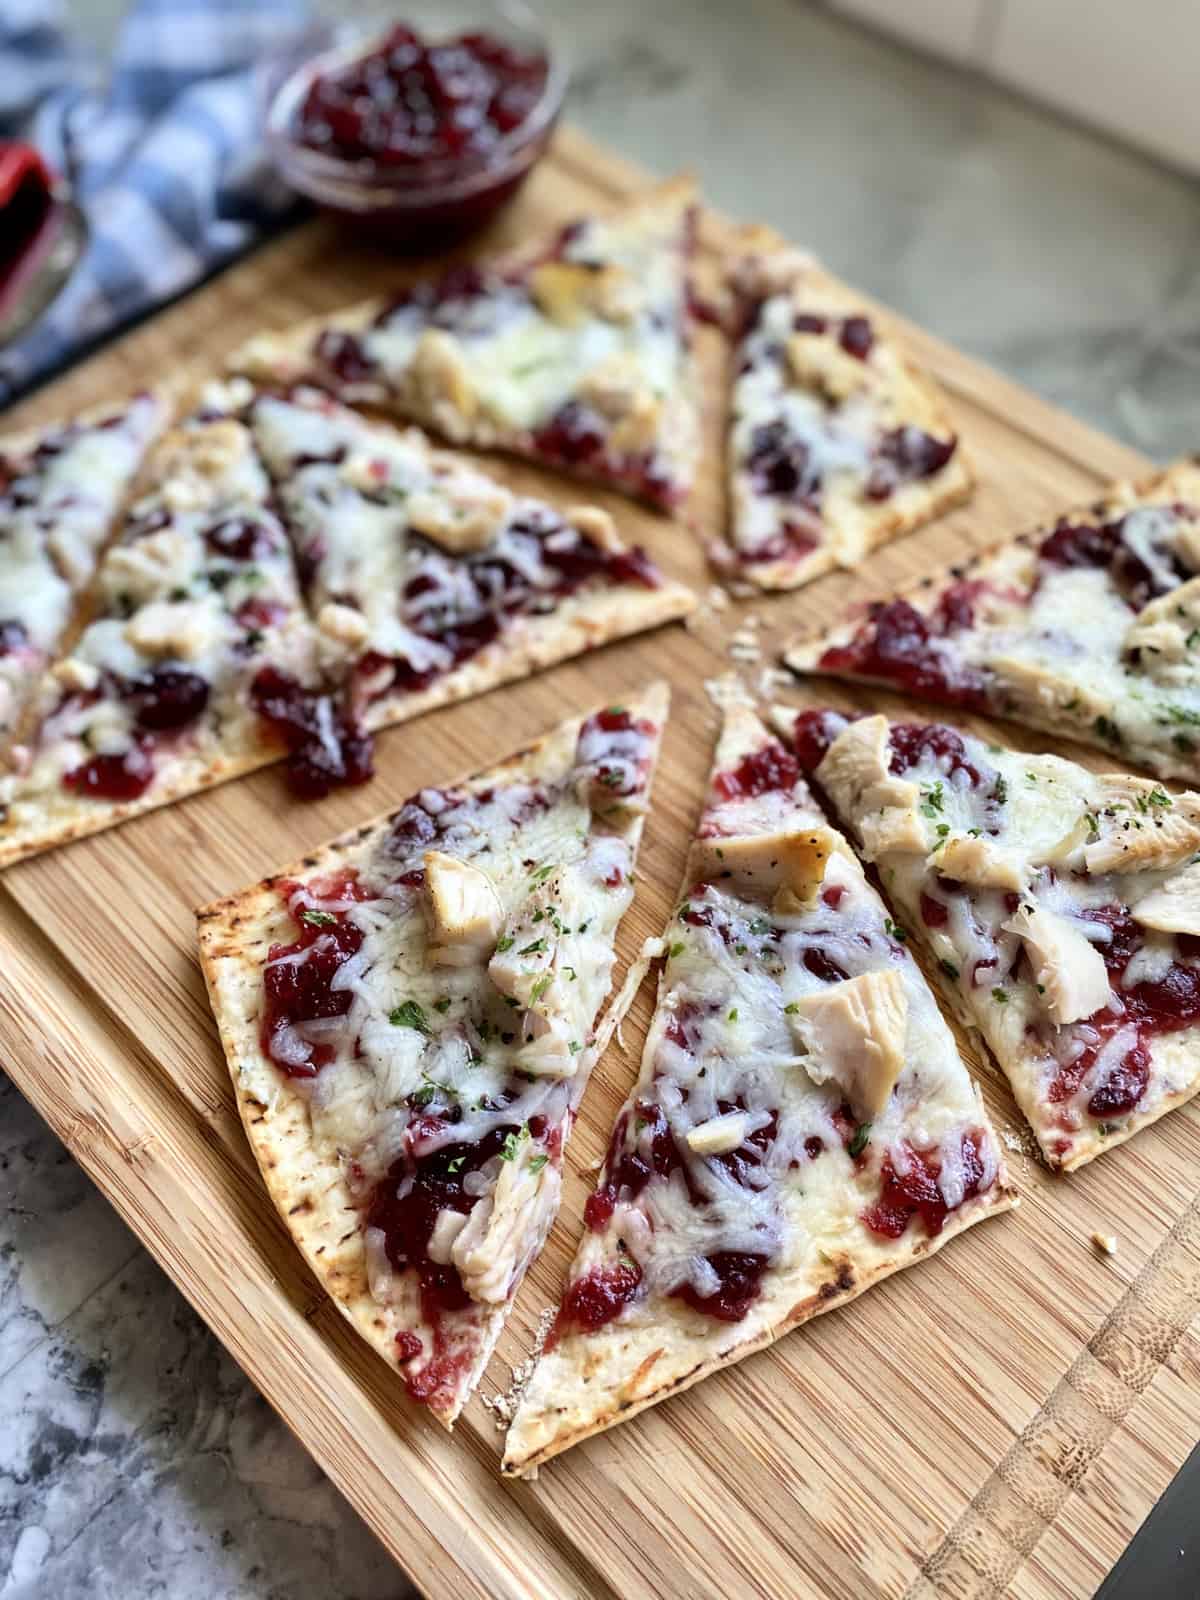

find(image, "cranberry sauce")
[784,309,876,363]
[861,1133,985,1240]
[1038,503,1198,612]
[367,1123,518,1399]
[573,1095,775,1332]
[532,402,678,509]
[673,1252,771,1323]
[126,667,210,731]
[361,517,661,710]
[746,419,821,508]
[575,705,657,800]
[260,872,371,1076]
[816,587,991,710]
[296,24,548,167]
[866,427,958,501]
[0,619,29,656]
[59,664,216,802]
[63,742,155,802]
[550,1262,643,1345]
[711,739,800,803]
[250,666,374,798]
[886,721,988,787]
[1047,906,1200,1120]
[789,708,852,773]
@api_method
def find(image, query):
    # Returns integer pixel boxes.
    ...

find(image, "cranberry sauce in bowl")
[266,2,566,245]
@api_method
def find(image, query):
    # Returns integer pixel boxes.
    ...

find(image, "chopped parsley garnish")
[446,1156,466,1173]
[847,1123,871,1159]
[528,863,556,885]
[495,935,514,952]
[992,988,1008,1004]
[749,916,770,936]
[727,1007,739,1022]
[920,781,945,817]
[564,965,577,981]
[433,997,452,1013]
[500,1126,531,1162]
[528,1154,549,1174]
[784,1000,800,1014]
[940,959,960,980]
[299,908,337,927]
[992,774,1008,804]
[389,1000,430,1033]
[668,941,686,959]
[568,1040,582,1054]
[519,938,547,956]
[529,975,552,1004]
[884,918,907,943]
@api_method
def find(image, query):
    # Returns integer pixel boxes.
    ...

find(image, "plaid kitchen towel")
[0,0,312,405]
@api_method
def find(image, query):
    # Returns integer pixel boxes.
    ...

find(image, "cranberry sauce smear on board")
[296,24,548,166]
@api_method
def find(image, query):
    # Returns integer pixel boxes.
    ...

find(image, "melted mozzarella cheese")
[816,712,1200,1155]
[570,787,1000,1322]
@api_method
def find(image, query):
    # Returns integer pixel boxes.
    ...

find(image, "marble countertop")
[5,2,1200,1595]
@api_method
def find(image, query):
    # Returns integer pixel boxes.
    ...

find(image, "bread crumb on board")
[1091,1231,1118,1257]
[482,1306,556,1431]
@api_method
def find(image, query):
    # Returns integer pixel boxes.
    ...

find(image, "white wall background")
[827,0,1200,175]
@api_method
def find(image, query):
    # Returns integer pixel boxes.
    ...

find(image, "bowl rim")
[266,1,568,195]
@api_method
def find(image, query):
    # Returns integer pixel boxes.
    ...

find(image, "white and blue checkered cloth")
[0,0,312,405]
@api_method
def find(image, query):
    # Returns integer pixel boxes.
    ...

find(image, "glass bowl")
[266,1,566,250]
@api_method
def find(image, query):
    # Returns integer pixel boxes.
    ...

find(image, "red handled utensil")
[0,141,88,348]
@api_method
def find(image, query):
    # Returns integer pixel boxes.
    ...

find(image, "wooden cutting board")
[2,127,1196,1600]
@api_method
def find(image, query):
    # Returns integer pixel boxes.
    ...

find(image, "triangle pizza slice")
[783,459,1200,780]
[0,390,169,754]
[779,704,1200,1171]
[198,684,669,1425]
[719,237,971,591]
[229,178,700,511]
[0,393,331,866]
[502,699,1013,1475]
[243,385,694,737]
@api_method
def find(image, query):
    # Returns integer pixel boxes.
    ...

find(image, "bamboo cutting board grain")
[1,128,1196,1600]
